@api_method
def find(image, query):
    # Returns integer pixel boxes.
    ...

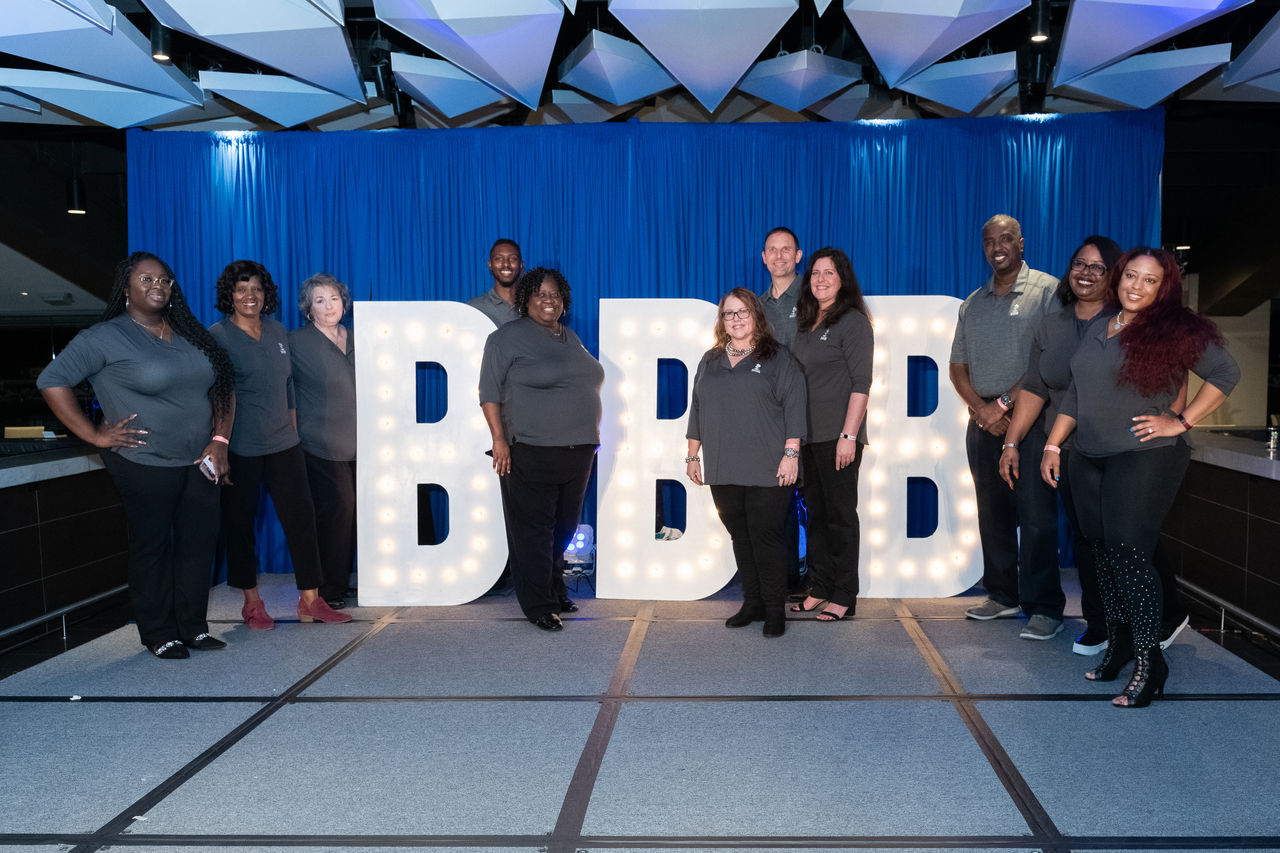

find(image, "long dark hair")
[1110,247,1223,397]
[1056,235,1122,306]
[103,252,235,422]
[712,288,779,362]
[795,247,871,332]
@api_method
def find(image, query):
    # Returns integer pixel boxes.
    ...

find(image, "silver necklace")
[1113,312,1129,330]
[726,342,754,357]
[129,313,166,336]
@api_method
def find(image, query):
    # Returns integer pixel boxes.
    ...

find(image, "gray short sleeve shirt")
[210,316,298,456]
[759,277,801,347]
[950,262,1060,398]
[288,323,356,462]
[467,287,521,327]
[791,309,875,444]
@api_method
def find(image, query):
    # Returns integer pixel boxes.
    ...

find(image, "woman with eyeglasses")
[1040,247,1237,708]
[788,248,874,623]
[480,268,603,632]
[38,252,235,658]
[210,260,351,628]
[686,288,806,638]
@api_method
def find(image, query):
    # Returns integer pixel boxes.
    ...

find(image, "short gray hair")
[297,272,352,319]
[982,214,1022,239]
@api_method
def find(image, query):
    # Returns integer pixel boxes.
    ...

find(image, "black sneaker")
[1072,625,1109,656]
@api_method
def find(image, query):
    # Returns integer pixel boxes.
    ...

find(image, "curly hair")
[1111,247,1223,397]
[514,267,571,318]
[297,272,352,320]
[1056,235,1122,306]
[215,259,279,315]
[711,287,779,361]
[103,251,235,422]
[795,247,871,332]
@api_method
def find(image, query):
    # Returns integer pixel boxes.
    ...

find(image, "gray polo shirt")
[1022,309,1107,447]
[467,286,521,327]
[791,309,874,444]
[37,315,217,467]
[210,316,298,457]
[949,262,1060,398]
[478,317,604,447]
[686,346,807,488]
[288,323,356,462]
[1061,320,1239,457]
[759,275,801,347]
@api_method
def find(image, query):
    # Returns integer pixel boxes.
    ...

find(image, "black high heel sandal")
[1113,647,1168,708]
[1085,624,1134,682]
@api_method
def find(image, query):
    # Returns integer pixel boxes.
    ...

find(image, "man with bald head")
[949,214,1064,641]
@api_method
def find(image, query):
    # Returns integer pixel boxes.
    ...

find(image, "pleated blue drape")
[127,110,1163,576]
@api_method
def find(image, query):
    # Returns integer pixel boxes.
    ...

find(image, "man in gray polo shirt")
[467,239,523,327]
[949,214,1065,641]
[759,226,803,347]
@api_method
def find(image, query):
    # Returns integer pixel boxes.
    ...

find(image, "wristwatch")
[998,393,1013,411]
[782,447,799,459]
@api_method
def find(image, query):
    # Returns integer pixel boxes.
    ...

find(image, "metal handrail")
[1178,577,1280,641]
[0,584,128,643]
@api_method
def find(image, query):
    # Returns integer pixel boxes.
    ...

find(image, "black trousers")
[710,484,793,610]
[966,421,1064,618]
[303,453,356,600]
[501,444,596,620]
[221,444,323,590]
[101,453,218,646]
[1056,449,1102,630]
[801,439,863,608]
[1066,442,1190,650]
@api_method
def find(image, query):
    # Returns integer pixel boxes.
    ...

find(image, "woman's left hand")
[1131,413,1183,442]
[197,441,231,479]
[835,436,857,470]
[776,456,798,486]
[686,459,703,487]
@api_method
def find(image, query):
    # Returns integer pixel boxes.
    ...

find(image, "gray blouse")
[289,323,356,462]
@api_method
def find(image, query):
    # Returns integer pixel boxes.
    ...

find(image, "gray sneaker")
[1020,614,1064,640]
[965,598,1019,620]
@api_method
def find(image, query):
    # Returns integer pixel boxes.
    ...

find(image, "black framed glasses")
[1069,258,1107,276]
[720,308,751,320]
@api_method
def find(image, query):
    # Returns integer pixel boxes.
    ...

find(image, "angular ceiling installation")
[896,50,1016,113]
[609,0,799,112]
[843,0,1029,89]
[814,0,835,13]
[0,90,43,112]
[142,0,365,102]
[49,0,113,30]
[1053,0,1251,87]
[561,0,578,11]
[374,0,565,109]
[1224,9,1280,86]
[197,70,359,127]
[558,30,676,105]
[1186,67,1280,102]
[811,82,894,120]
[737,49,863,111]
[1062,43,1232,108]
[391,54,506,118]
[0,69,193,127]
[546,88,631,122]
[0,1,202,104]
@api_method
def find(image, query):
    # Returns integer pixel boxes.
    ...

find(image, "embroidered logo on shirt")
[1009,302,1020,317]
[789,307,796,318]
[278,342,287,354]
[819,329,829,341]
[751,363,762,374]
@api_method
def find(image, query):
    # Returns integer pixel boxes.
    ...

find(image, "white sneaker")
[655,526,683,541]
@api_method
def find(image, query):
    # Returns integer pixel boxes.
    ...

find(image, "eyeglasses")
[137,274,175,287]
[720,309,752,320]
[1069,258,1107,276]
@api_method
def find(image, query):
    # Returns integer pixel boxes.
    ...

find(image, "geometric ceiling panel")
[391,53,505,118]
[1,89,43,112]
[0,69,194,127]
[49,0,113,30]
[815,0,835,12]
[197,70,359,127]
[810,82,895,120]
[1224,9,1280,86]
[373,0,566,109]
[561,0,578,11]
[610,0,799,112]
[548,88,630,122]
[558,30,676,105]
[843,0,1029,89]
[0,1,202,104]
[896,50,1016,113]
[737,49,862,111]
[1186,66,1280,102]
[1062,42,1232,109]
[141,0,365,102]
[1053,0,1251,87]
[1245,68,1280,94]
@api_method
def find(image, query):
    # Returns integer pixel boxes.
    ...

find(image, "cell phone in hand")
[197,454,217,483]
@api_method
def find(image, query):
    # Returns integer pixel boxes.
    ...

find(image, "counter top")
[1189,429,1280,481]
[0,443,103,488]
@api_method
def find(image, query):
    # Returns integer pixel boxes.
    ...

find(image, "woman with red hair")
[1040,247,1238,708]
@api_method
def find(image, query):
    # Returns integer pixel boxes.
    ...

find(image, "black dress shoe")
[530,613,564,631]
[762,609,786,638]
[185,632,227,651]
[725,604,765,628]
[146,640,190,659]
[324,597,348,610]
[558,596,578,613]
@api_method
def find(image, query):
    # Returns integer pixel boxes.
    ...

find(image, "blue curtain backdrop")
[127,110,1164,577]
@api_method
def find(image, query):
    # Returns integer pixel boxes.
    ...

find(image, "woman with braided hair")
[38,252,235,659]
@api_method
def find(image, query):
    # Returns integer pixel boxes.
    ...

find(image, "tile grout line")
[64,608,402,853]
[890,598,1068,852]
[547,600,656,853]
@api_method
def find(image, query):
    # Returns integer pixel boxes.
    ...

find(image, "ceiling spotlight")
[66,177,86,215]
[1030,0,1049,43]
[150,20,171,62]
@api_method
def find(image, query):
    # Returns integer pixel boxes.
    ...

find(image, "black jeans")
[1066,442,1190,650]
[966,421,1064,618]
[303,453,356,600]
[710,484,794,610]
[801,439,863,608]
[101,453,218,646]
[1056,448,1102,630]
[501,444,597,620]
[221,444,323,590]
